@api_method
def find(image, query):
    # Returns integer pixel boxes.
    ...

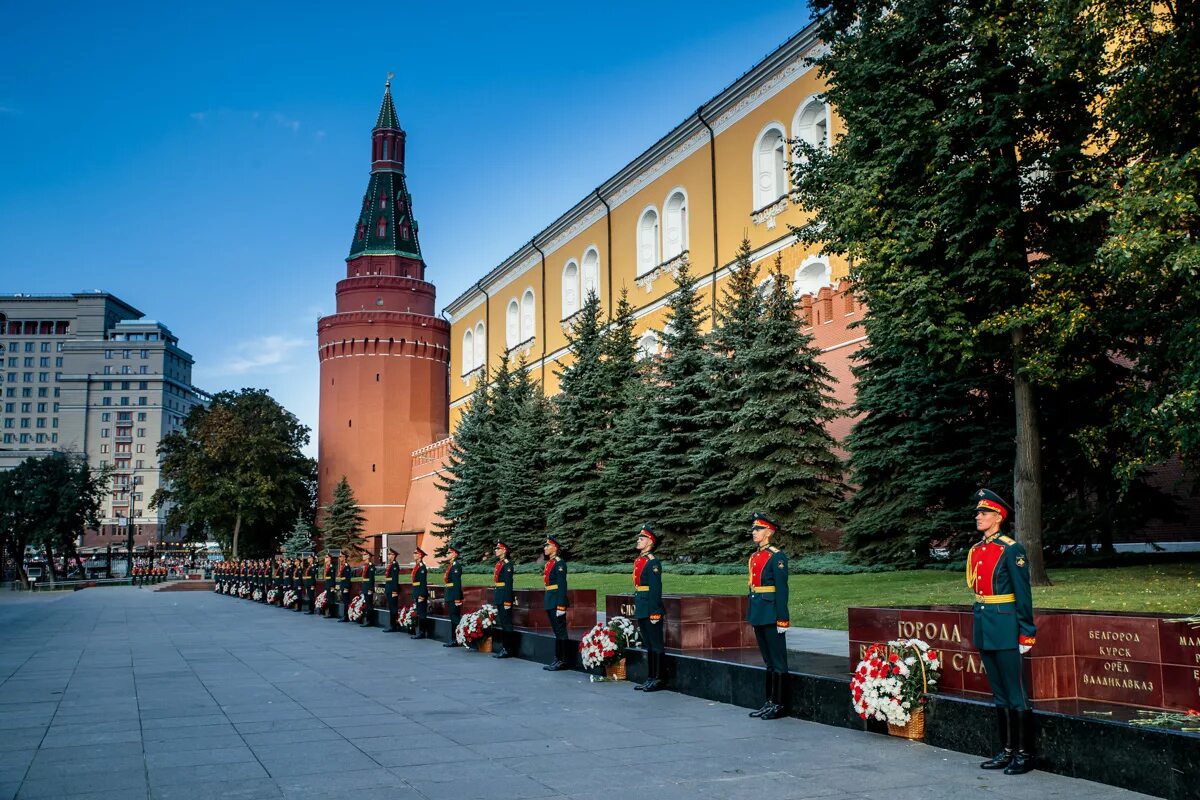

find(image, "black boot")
[1004,709,1035,775]
[760,672,786,720]
[544,639,568,671]
[749,671,774,717]
[981,707,1014,770]
[492,631,513,658]
[644,651,666,692]
[635,652,652,690]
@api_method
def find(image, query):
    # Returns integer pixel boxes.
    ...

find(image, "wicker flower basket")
[476,637,493,653]
[604,658,627,680]
[887,707,926,740]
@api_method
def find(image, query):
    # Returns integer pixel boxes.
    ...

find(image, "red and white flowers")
[579,616,641,670]
[282,589,297,608]
[315,590,327,611]
[397,604,416,632]
[213,581,222,593]
[238,583,250,598]
[455,605,497,647]
[851,638,942,726]
[348,595,365,621]
[266,588,279,605]
[252,588,263,602]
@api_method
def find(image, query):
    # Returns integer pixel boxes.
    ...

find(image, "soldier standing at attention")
[542,535,571,672]
[338,552,354,622]
[633,526,666,692]
[969,489,1036,776]
[442,544,464,647]
[410,547,429,639]
[360,552,377,627]
[303,555,316,614]
[291,559,303,610]
[320,553,333,617]
[382,550,402,632]
[746,513,790,721]
[491,542,515,659]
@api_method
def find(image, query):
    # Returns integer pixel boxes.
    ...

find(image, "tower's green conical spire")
[375,75,400,130]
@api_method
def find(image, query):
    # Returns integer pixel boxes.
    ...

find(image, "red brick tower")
[317,78,450,551]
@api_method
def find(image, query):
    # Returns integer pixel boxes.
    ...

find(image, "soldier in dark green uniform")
[491,541,515,659]
[303,555,316,614]
[969,489,1036,775]
[292,559,304,610]
[542,535,571,672]
[359,552,377,627]
[382,549,402,632]
[410,547,429,639]
[337,554,354,622]
[633,526,666,692]
[319,553,333,617]
[746,513,790,720]
[442,544,464,648]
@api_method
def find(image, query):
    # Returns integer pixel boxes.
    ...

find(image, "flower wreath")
[850,638,942,726]
[348,594,366,621]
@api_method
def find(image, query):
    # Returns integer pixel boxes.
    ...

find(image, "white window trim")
[662,187,689,262]
[751,122,789,213]
[792,94,832,151]
[581,246,601,302]
[636,205,661,278]
[794,254,832,297]
[561,259,581,321]
[520,287,536,343]
[473,322,485,370]
[505,299,520,349]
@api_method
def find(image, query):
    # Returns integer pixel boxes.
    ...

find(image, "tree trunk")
[232,512,242,560]
[72,545,86,577]
[45,542,59,581]
[1012,327,1052,586]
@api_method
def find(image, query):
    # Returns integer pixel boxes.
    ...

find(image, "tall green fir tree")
[542,291,610,559]
[435,372,496,561]
[689,239,764,559]
[642,260,716,554]
[321,476,366,556]
[281,514,313,558]
[725,262,845,554]
[494,356,550,560]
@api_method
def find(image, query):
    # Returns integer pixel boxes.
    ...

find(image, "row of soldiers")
[130,565,168,586]
[212,496,1036,772]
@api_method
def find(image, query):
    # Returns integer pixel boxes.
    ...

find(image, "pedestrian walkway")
[0,588,1152,800]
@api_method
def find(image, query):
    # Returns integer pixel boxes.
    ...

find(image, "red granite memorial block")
[848,606,1200,712]
[605,594,758,650]
[427,585,488,617]
[509,588,596,630]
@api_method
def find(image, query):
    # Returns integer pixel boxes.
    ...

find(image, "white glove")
[777,626,788,635]
[556,610,566,617]
[1019,644,1032,655]
[650,618,660,625]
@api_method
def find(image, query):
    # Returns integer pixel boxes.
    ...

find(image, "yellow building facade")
[444,22,847,426]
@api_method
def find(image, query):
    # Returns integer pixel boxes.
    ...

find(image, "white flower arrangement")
[282,589,298,608]
[348,595,365,621]
[850,638,942,726]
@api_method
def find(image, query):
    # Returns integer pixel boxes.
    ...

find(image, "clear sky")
[0,1,814,455]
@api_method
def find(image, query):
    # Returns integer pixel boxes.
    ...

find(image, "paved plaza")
[0,588,1152,800]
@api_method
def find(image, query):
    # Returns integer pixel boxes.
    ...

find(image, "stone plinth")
[606,593,757,650]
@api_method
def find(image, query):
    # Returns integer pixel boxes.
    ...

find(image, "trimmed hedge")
[460,551,894,576]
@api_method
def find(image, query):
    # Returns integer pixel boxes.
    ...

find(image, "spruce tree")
[321,476,366,555]
[281,514,313,558]
[435,374,494,560]
[542,292,609,558]
[495,356,550,560]
[689,239,763,559]
[642,260,715,555]
[726,263,845,554]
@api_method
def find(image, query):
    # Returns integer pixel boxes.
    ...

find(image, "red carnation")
[927,650,938,660]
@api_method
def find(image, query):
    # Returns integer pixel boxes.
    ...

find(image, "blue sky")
[0,1,813,454]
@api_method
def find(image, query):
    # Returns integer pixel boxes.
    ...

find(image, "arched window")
[795,258,831,296]
[581,248,600,300]
[562,260,580,318]
[506,300,520,348]
[379,192,389,210]
[753,125,787,209]
[636,331,659,361]
[376,216,387,238]
[637,207,660,276]
[663,190,688,260]
[382,139,390,161]
[793,99,829,155]
[473,322,485,369]
[462,330,474,375]
[521,290,536,342]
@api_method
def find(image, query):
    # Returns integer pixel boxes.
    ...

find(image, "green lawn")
[465,563,1200,630]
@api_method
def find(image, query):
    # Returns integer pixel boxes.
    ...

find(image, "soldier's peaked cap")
[495,540,509,551]
[974,488,1012,520]
[447,543,460,554]
[545,534,562,548]
[637,526,659,545]
[414,546,427,557]
[751,513,779,532]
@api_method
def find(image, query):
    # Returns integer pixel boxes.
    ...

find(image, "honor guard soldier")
[491,542,515,658]
[291,559,303,610]
[746,513,790,720]
[320,554,333,617]
[410,547,429,639]
[442,544,464,647]
[303,556,317,614]
[337,554,354,622]
[359,553,377,627]
[382,550,402,632]
[633,526,666,692]
[969,489,1036,775]
[542,535,571,671]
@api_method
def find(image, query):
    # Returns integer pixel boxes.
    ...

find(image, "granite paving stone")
[0,587,1159,800]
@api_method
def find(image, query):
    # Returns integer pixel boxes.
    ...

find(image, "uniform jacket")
[967,533,1036,650]
[493,559,514,607]
[443,560,463,604]
[303,564,314,589]
[633,553,664,621]
[338,563,353,594]
[361,563,375,593]
[543,558,568,611]
[746,546,790,628]
[384,562,400,594]
[411,563,429,600]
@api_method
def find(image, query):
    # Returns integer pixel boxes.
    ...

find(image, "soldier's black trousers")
[306,587,315,613]
[496,604,514,632]
[547,609,568,640]
[980,649,1028,710]
[415,597,428,632]
[362,592,374,624]
[341,591,352,621]
[386,593,400,629]
[449,602,463,638]
[638,617,665,653]
[753,624,788,673]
